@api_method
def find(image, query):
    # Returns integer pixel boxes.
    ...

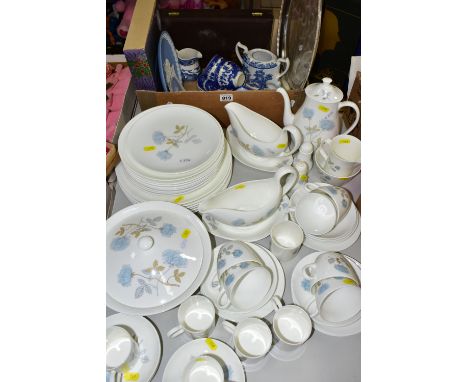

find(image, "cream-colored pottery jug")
[225,102,302,158]
[277,78,360,146]
[198,166,298,227]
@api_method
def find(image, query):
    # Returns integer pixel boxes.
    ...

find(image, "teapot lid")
[305,78,343,103]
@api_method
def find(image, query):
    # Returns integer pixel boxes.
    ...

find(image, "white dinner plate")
[200,243,285,322]
[106,313,162,382]
[118,104,223,177]
[162,338,245,382]
[106,202,212,315]
[291,252,361,336]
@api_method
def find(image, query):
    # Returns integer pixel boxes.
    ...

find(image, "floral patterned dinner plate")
[118,104,224,177]
[107,202,212,314]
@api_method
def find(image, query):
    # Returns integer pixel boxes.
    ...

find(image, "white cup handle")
[235,42,248,65]
[167,324,184,338]
[276,58,290,79]
[271,295,283,311]
[216,290,231,309]
[222,320,237,335]
[304,183,321,193]
[305,300,319,317]
[274,165,298,196]
[315,140,332,166]
[338,101,360,135]
[280,125,303,156]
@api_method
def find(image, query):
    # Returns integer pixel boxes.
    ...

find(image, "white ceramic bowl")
[293,192,337,235]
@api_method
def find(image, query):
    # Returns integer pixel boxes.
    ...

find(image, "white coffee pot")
[277,77,360,146]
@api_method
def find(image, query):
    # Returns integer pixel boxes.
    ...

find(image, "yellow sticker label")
[300,175,309,182]
[124,372,140,381]
[318,105,330,112]
[338,177,349,180]
[144,146,156,151]
[276,143,287,149]
[205,338,218,350]
[181,229,191,239]
[343,278,357,285]
[234,184,246,190]
[339,139,351,144]
[173,195,185,203]
[195,357,206,362]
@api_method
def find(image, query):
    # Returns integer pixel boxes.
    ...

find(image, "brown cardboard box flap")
[136,89,305,127]
[342,71,361,140]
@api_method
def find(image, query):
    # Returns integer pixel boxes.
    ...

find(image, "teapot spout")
[277,87,295,126]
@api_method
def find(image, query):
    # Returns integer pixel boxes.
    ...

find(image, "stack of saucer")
[289,183,361,251]
[116,104,232,211]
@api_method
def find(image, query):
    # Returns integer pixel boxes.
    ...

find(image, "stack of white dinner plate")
[116,104,232,211]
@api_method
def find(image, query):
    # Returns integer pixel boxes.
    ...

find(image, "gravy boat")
[225,102,302,158]
[198,166,298,227]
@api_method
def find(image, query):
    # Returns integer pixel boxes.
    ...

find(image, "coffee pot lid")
[305,78,343,103]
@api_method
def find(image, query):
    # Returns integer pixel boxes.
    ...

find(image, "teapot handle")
[276,58,290,80]
[235,42,248,65]
[274,166,298,196]
[338,101,360,135]
[280,125,303,156]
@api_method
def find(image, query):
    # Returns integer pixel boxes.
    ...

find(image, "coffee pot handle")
[280,125,303,156]
[338,101,360,135]
[235,42,248,65]
[274,166,298,196]
[276,58,290,80]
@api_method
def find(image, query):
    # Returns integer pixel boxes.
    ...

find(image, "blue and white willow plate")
[106,201,212,315]
[158,31,184,92]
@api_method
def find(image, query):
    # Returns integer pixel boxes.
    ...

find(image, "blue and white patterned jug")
[277,78,361,146]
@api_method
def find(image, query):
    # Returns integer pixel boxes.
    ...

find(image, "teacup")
[217,262,272,310]
[216,240,263,278]
[177,48,203,81]
[183,354,224,382]
[167,295,216,339]
[198,55,245,91]
[271,297,312,351]
[235,42,290,90]
[270,220,304,262]
[302,252,360,286]
[106,326,138,369]
[315,135,361,178]
[290,191,337,235]
[304,183,352,226]
[314,150,361,187]
[306,277,361,323]
[222,318,273,363]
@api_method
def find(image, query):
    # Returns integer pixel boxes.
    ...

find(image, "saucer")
[106,313,162,382]
[162,338,245,382]
[201,195,290,242]
[200,243,285,322]
[269,341,308,362]
[226,125,293,172]
[291,252,361,336]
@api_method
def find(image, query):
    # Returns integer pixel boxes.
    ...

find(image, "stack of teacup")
[314,134,361,186]
[290,183,354,238]
[215,241,273,311]
[301,252,361,324]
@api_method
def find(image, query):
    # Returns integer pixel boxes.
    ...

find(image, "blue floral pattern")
[301,278,311,291]
[239,262,249,269]
[252,144,265,157]
[217,259,226,270]
[233,249,243,257]
[319,119,335,131]
[225,274,235,286]
[111,235,131,251]
[163,249,187,268]
[302,108,315,119]
[152,131,166,144]
[118,264,133,287]
[157,150,172,161]
[318,282,330,295]
[160,223,177,237]
[232,218,246,227]
[334,264,350,274]
[245,69,273,90]
[149,125,201,162]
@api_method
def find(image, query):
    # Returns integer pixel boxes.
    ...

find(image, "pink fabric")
[106,66,132,142]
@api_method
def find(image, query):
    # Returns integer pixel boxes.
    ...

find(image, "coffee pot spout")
[277,87,295,126]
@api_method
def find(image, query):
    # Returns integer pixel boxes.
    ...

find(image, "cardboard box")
[342,71,361,140]
[136,89,305,127]
[106,60,138,144]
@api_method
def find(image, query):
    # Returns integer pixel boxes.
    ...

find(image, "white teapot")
[277,78,360,146]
